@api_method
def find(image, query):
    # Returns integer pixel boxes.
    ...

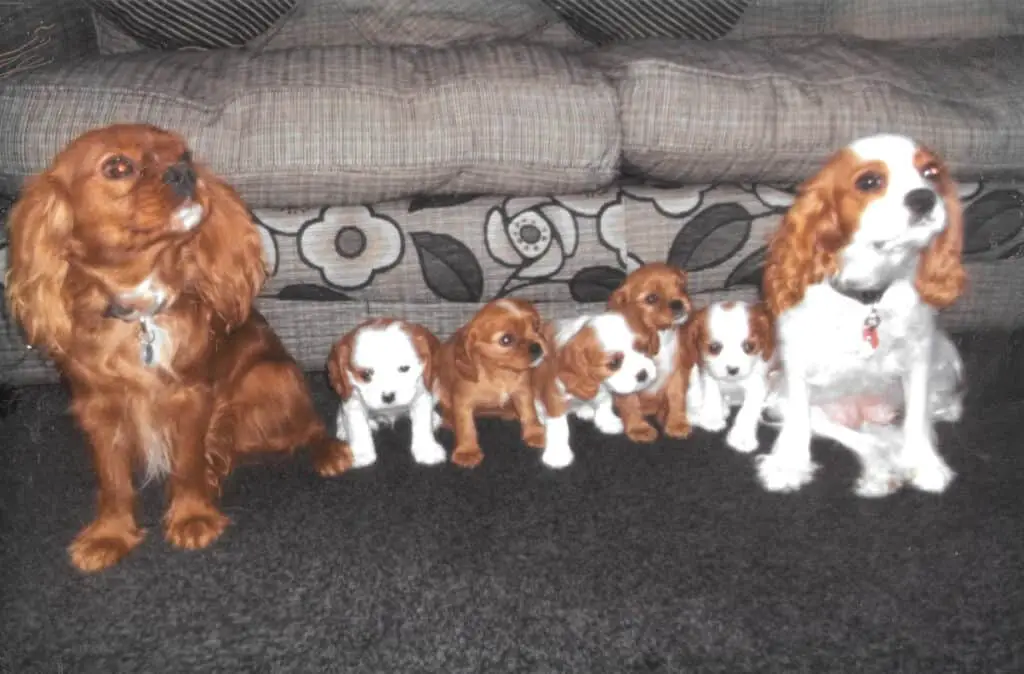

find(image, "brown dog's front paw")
[626,421,659,444]
[69,519,144,573]
[313,439,354,477]
[663,418,692,439]
[165,500,229,550]
[522,423,546,449]
[451,445,484,468]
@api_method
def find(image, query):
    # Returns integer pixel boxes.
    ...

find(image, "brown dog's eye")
[741,340,756,355]
[608,353,624,371]
[855,171,885,193]
[644,293,659,305]
[398,365,410,373]
[101,154,135,180]
[920,163,941,181]
[708,341,723,356]
[359,368,374,382]
[499,334,515,347]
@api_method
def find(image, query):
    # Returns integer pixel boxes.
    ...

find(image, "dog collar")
[828,280,890,306]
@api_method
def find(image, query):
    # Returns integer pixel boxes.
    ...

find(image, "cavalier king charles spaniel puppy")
[680,301,775,454]
[607,263,692,442]
[327,319,446,468]
[5,124,351,572]
[758,133,966,496]
[434,299,548,468]
[531,310,659,468]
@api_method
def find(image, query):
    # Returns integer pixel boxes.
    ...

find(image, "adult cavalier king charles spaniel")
[758,133,966,497]
[5,124,352,572]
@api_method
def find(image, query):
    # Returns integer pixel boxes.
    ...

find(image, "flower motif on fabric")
[297,206,403,290]
[485,200,579,280]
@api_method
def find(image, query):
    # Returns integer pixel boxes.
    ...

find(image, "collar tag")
[862,308,881,350]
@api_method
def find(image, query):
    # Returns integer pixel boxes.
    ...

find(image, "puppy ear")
[406,323,441,388]
[749,303,776,360]
[453,327,479,383]
[680,307,708,369]
[327,333,355,400]
[185,167,266,330]
[608,284,628,310]
[916,163,966,308]
[4,174,75,356]
[559,326,603,400]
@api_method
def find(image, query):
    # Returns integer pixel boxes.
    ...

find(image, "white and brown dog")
[680,301,776,453]
[327,319,446,467]
[532,311,660,468]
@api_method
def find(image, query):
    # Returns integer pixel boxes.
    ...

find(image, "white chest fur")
[138,316,173,369]
[649,328,679,395]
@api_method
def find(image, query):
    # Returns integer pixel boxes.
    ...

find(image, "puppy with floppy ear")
[679,301,776,453]
[607,263,693,442]
[327,319,446,468]
[532,311,659,468]
[434,299,548,468]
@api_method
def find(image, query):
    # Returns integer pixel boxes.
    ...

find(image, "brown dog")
[434,299,549,467]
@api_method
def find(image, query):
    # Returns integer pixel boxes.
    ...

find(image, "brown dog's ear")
[608,284,628,311]
[559,326,604,400]
[4,174,76,357]
[748,302,776,361]
[680,307,708,371]
[326,332,356,400]
[453,326,480,383]
[405,322,441,388]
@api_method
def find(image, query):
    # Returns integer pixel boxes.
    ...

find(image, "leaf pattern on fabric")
[724,245,768,289]
[961,190,1024,255]
[569,266,627,303]
[667,203,752,271]
[276,284,353,301]
[410,232,484,302]
[408,194,481,213]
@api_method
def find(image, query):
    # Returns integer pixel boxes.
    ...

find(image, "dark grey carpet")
[2,332,1023,673]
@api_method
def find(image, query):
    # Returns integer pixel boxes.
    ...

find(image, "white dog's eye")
[855,171,885,193]
[398,365,410,373]
[359,368,374,382]
[741,340,756,355]
[921,163,940,181]
[608,353,624,371]
[708,341,723,356]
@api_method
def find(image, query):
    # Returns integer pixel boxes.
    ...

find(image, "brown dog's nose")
[163,159,197,199]
[670,299,685,313]
[528,342,543,358]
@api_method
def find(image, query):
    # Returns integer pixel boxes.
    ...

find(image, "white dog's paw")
[726,427,759,454]
[854,465,903,498]
[411,439,447,466]
[593,413,624,435]
[902,454,956,494]
[693,413,727,433]
[755,452,818,493]
[541,446,574,469]
[431,410,442,431]
[574,406,595,421]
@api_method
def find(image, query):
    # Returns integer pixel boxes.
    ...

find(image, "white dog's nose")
[381,392,396,404]
[636,369,650,383]
[905,188,937,220]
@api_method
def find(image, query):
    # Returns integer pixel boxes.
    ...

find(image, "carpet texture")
[2,336,1023,672]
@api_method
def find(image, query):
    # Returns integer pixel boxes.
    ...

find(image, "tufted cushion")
[0,44,620,207]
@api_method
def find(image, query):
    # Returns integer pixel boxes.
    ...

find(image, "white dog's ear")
[558,326,604,401]
[327,331,357,400]
[404,322,441,388]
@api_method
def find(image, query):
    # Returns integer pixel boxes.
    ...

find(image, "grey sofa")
[2,0,1023,384]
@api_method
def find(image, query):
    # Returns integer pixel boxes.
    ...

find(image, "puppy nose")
[163,161,197,199]
[904,188,937,219]
[381,392,396,404]
[528,342,543,358]
[636,370,649,383]
[726,365,740,376]
[669,299,684,312]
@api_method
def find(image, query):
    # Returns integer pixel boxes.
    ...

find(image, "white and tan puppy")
[532,311,659,468]
[327,319,446,467]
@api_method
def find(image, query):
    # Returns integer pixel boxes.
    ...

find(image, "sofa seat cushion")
[0,44,619,207]
[596,36,1024,184]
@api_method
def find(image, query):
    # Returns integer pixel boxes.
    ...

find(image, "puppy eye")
[708,341,723,356]
[741,340,756,355]
[920,163,941,181]
[499,334,515,347]
[398,365,410,373]
[607,353,624,371]
[855,171,885,193]
[359,368,374,382]
[644,293,659,305]
[101,154,135,180]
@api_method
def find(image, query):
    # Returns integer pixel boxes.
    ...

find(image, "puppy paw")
[164,501,229,550]
[522,423,546,449]
[902,455,956,494]
[663,418,692,440]
[726,428,759,454]
[854,467,904,498]
[626,421,659,444]
[431,410,443,431]
[313,439,356,476]
[451,445,484,468]
[411,439,447,466]
[541,446,574,469]
[693,413,727,433]
[593,413,624,435]
[755,453,818,493]
[573,406,596,422]
[69,519,144,573]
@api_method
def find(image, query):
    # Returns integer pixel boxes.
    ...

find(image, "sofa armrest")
[1,0,98,79]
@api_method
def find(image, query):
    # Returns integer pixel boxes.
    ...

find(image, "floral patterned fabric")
[2,180,1023,383]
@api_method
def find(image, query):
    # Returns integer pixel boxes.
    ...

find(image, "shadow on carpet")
[1,370,1023,673]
